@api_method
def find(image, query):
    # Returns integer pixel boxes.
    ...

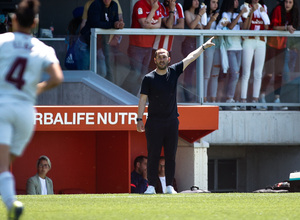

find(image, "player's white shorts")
[0,102,35,156]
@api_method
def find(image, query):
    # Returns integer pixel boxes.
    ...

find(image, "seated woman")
[26,155,54,195]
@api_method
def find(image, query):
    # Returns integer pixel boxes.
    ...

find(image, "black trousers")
[145,118,179,187]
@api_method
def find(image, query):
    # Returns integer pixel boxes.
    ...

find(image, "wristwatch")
[136,118,143,122]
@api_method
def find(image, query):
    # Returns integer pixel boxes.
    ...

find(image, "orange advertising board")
[13,105,218,194]
[35,105,218,133]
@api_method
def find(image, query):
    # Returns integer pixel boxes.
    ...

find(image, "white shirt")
[207,16,217,30]
[0,32,59,104]
[39,177,48,195]
[218,12,243,50]
[159,176,167,193]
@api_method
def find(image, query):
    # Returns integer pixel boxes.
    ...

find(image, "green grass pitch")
[1,193,300,220]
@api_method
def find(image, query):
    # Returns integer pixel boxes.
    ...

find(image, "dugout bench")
[12,105,218,194]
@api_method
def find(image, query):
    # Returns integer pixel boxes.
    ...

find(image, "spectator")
[0,0,63,218]
[181,0,206,102]
[27,155,54,195]
[105,0,124,85]
[137,37,215,194]
[122,0,163,95]
[80,0,123,82]
[203,0,220,104]
[240,0,269,110]
[68,7,84,36]
[65,6,84,70]
[74,0,124,77]
[131,155,148,193]
[81,0,95,30]
[80,0,123,30]
[153,0,184,53]
[217,0,246,110]
[149,0,184,71]
[155,157,178,193]
[260,0,299,110]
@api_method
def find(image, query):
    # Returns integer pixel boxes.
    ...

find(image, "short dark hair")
[134,155,147,168]
[16,0,40,28]
[154,48,169,58]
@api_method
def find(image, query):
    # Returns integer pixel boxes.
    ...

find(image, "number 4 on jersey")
[6,57,27,90]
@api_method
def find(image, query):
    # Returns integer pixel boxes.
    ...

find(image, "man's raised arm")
[182,36,215,71]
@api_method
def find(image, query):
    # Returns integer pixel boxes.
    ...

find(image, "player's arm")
[182,36,215,71]
[137,94,148,132]
[36,63,64,95]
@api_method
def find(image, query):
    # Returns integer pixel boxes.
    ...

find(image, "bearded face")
[154,49,170,70]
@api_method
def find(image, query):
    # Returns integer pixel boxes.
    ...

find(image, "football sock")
[0,171,16,210]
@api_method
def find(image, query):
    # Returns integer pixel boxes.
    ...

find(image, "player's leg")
[0,103,35,219]
[0,104,17,211]
[0,144,24,220]
[0,144,17,210]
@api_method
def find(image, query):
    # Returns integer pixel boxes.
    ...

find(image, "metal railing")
[90,28,300,108]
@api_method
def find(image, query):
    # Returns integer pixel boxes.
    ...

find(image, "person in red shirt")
[153,0,184,52]
[122,0,162,95]
[260,0,299,110]
[149,0,184,71]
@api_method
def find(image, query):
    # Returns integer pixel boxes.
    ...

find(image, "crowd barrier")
[40,29,300,109]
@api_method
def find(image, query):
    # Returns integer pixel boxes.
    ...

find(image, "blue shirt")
[131,170,148,193]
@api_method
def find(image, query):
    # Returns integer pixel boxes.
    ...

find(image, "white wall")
[203,111,300,145]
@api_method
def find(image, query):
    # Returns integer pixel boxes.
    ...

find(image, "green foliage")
[1,193,300,219]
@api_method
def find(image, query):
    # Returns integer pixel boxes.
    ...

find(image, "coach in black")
[137,37,215,194]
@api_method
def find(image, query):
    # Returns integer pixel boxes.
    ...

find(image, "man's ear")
[168,57,171,64]
[31,17,39,29]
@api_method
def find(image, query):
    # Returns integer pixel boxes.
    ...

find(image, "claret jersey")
[0,32,59,104]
